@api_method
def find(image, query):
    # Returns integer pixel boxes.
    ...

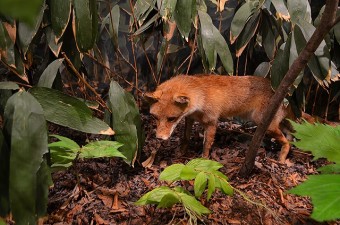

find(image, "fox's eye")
[167,117,178,122]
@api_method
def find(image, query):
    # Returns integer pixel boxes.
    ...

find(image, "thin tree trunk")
[239,0,340,177]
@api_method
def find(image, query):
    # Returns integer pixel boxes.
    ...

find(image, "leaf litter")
[46,114,340,224]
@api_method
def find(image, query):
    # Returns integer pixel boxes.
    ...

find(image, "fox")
[145,74,298,163]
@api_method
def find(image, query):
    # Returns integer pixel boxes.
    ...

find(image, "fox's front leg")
[180,118,194,154]
[202,123,217,158]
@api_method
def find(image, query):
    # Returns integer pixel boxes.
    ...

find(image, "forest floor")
[46,114,339,225]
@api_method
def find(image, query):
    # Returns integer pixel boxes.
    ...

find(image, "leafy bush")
[288,121,340,222]
[135,159,233,223]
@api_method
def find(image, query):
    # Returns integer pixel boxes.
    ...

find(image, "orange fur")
[145,75,291,162]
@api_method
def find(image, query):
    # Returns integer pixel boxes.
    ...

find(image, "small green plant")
[288,121,340,222]
[48,135,126,171]
[135,158,233,223]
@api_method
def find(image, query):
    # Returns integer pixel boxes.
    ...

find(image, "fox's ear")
[174,95,189,105]
[144,91,161,104]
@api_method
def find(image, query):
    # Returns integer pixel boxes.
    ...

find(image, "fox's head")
[144,90,190,140]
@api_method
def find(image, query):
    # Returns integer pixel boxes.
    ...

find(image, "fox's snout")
[156,133,170,140]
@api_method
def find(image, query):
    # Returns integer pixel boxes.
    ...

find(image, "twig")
[61,52,108,110]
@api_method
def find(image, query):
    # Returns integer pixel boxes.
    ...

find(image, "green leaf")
[3,91,48,224]
[318,164,340,174]
[261,14,276,60]
[0,82,19,90]
[295,20,331,85]
[207,173,216,201]
[291,122,340,163]
[270,0,290,20]
[73,0,98,52]
[271,36,291,89]
[50,0,71,39]
[235,10,260,57]
[159,164,185,181]
[158,193,180,208]
[80,141,125,159]
[0,0,44,25]
[102,5,120,49]
[135,186,173,205]
[179,192,211,215]
[0,129,10,216]
[37,59,64,88]
[180,165,198,180]
[17,3,45,56]
[29,87,115,135]
[36,160,53,217]
[194,171,207,198]
[49,135,80,150]
[198,10,233,73]
[254,62,270,77]
[173,0,193,40]
[45,27,63,57]
[230,1,254,43]
[159,0,177,19]
[212,171,233,195]
[288,175,340,222]
[287,0,311,24]
[186,158,223,171]
[133,0,156,25]
[107,81,142,165]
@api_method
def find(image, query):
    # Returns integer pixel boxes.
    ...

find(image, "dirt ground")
[46,114,339,225]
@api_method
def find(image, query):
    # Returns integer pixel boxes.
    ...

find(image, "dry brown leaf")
[97,193,114,208]
[94,213,110,225]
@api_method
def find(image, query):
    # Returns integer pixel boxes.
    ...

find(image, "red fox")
[145,74,295,163]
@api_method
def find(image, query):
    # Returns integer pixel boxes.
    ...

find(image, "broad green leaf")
[158,193,180,208]
[159,164,185,181]
[0,22,15,66]
[37,59,64,88]
[254,62,270,77]
[133,13,160,36]
[198,10,233,73]
[0,0,44,24]
[230,1,254,43]
[73,0,98,52]
[261,15,276,60]
[271,36,291,89]
[291,122,340,163]
[17,3,45,56]
[212,171,233,195]
[186,158,223,171]
[207,174,216,201]
[0,82,19,90]
[159,0,177,19]
[107,81,141,165]
[287,0,311,24]
[334,21,340,45]
[36,160,53,217]
[318,164,340,174]
[29,87,115,135]
[45,26,63,57]
[289,175,340,222]
[289,27,303,91]
[180,165,198,180]
[295,20,331,85]
[49,135,80,150]
[105,5,120,49]
[0,129,10,216]
[271,0,290,20]
[80,141,125,159]
[135,186,173,205]
[3,91,48,224]
[235,10,260,57]
[194,171,207,198]
[133,0,156,26]
[50,0,71,39]
[179,192,211,215]
[173,0,193,40]
[0,219,5,225]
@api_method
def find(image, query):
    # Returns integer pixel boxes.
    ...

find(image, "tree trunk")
[239,0,340,177]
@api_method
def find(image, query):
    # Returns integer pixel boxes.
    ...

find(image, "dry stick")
[85,52,144,95]
[239,0,340,177]
[61,52,108,110]
[0,60,30,84]
[186,16,199,75]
